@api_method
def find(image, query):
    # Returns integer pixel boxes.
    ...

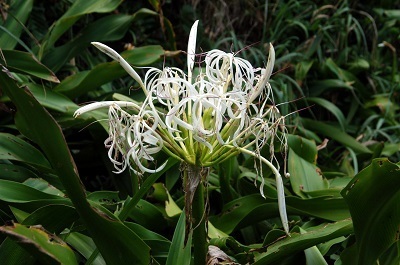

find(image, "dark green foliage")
[0,0,399,264]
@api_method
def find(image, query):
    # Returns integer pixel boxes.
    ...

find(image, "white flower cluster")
[74,21,289,233]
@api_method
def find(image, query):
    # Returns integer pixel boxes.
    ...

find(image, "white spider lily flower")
[75,20,290,234]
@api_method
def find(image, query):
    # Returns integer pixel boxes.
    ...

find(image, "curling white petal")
[74,101,141,117]
[248,44,275,104]
[91,42,146,91]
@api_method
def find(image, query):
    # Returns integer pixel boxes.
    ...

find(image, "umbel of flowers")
[74,20,290,262]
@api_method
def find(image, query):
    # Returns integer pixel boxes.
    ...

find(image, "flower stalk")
[184,164,208,265]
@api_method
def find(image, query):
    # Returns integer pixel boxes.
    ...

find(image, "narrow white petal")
[248,44,275,104]
[187,20,199,82]
[74,101,141,117]
[275,172,289,234]
[91,42,146,91]
[265,43,275,81]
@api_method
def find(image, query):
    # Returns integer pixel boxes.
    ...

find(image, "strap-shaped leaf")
[0,223,78,265]
[0,66,150,264]
[0,0,33,49]
[0,133,52,170]
[300,118,372,154]
[342,158,400,264]
[254,220,353,264]
[166,213,192,265]
[0,50,59,82]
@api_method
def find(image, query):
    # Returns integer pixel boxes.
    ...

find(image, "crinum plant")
[74,20,290,264]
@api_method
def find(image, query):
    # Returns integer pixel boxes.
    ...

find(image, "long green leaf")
[22,205,79,234]
[0,223,78,265]
[287,134,318,164]
[306,97,347,131]
[118,157,179,221]
[0,164,38,182]
[341,158,400,265]
[210,194,349,234]
[0,66,150,264]
[66,233,106,265]
[253,220,353,264]
[0,179,69,204]
[0,0,33,49]
[128,199,167,231]
[0,50,59,82]
[23,178,64,196]
[300,118,372,154]
[166,213,192,265]
[54,45,165,98]
[0,82,79,115]
[300,228,328,265]
[308,79,354,97]
[43,14,133,72]
[41,0,123,52]
[288,148,329,198]
[42,8,159,72]
[125,222,171,263]
[0,133,52,170]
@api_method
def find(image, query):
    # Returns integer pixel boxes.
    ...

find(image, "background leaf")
[254,220,353,264]
[0,223,78,265]
[288,148,329,198]
[0,66,150,265]
[166,213,192,265]
[0,133,51,170]
[300,118,372,154]
[0,0,33,49]
[342,159,400,265]
[54,45,165,98]
[0,50,59,82]
[41,0,123,52]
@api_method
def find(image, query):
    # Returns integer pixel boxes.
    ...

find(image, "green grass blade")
[0,0,33,49]
[306,97,347,131]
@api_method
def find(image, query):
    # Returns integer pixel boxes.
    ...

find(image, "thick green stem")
[185,165,208,265]
[193,181,206,265]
